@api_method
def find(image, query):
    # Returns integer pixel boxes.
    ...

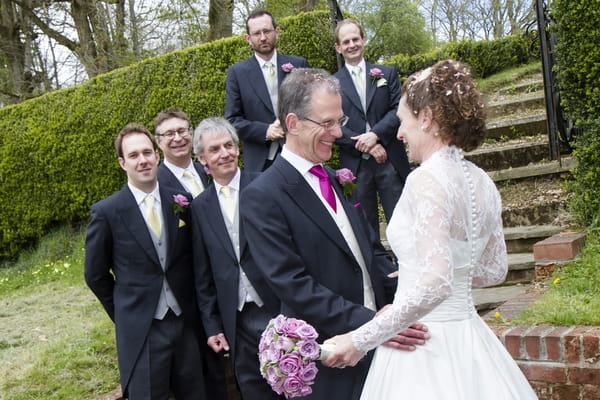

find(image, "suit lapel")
[160,186,180,268]
[117,187,161,266]
[338,68,364,113]
[245,57,274,114]
[204,186,239,262]
[275,159,356,260]
[365,62,376,111]
[193,161,210,188]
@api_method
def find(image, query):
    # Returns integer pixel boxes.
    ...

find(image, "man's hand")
[207,333,230,353]
[351,131,379,153]
[266,119,285,141]
[369,144,387,163]
[382,322,430,351]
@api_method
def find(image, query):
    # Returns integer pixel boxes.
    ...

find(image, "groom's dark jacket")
[240,156,397,400]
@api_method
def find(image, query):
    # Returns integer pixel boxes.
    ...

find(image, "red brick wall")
[494,325,600,399]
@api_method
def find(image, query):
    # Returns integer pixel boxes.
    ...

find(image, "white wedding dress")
[355,146,537,399]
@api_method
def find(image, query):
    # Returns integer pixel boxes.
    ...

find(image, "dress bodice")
[352,145,508,352]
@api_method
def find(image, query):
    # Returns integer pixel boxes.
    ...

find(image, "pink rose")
[297,339,320,359]
[297,323,318,340]
[335,168,356,183]
[278,352,302,375]
[282,318,303,338]
[282,62,295,73]
[299,361,318,382]
[282,374,305,395]
[275,335,295,352]
[370,67,384,77]
[172,194,189,207]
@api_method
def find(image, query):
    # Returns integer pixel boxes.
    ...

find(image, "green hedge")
[386,33,534,79]
[552,0,600,226]
[0,11,536,261]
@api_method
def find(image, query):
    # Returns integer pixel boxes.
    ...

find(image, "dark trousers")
[127,311,206,400]
[234,303,284,400]
[354,157,404,240]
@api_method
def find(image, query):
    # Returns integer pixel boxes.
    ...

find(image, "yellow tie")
[144,195,161,237]
[183,170,202,197]
[352,66,366,110]
[264,62,275,89]
[220,186,235,223]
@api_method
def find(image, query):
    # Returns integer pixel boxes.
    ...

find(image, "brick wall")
[494,325,600,399]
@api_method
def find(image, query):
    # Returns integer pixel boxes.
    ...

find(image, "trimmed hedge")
[0,10,536,260]
[552,0,600,226]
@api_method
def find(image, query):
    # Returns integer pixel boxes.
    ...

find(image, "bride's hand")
[320,332,365,369]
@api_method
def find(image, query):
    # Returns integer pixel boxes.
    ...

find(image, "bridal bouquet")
[259,314,334,398]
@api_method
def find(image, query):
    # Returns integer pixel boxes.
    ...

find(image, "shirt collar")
[128,182,161,206]
[255,50,278,69]
[214,168,241,194]
[281,146,321,177]
[163,159,195,178]
[345,58,366,74]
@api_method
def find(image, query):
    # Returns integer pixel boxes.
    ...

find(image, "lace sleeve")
[472,179,508,287]
[351,170,454,352]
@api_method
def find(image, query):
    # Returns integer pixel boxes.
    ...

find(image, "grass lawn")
[0,226,118,400]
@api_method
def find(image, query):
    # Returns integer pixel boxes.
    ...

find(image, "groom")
[240,68,428,400]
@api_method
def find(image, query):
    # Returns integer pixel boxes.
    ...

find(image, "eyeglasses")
[249,29,275,38]
[301,115,349,129]
[155,127,191,139]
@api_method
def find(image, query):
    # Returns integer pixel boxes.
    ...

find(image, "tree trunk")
[208,0,233,41]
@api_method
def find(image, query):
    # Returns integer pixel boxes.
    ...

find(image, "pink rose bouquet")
[259,315,331,398]
[336,168,357,197]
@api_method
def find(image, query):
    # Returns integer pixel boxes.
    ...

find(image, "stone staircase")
[466,69,577,312]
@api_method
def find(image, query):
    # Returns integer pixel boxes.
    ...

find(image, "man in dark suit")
[240,68,429,400]
[154,108,229,399]
[190,117,283,400]
[84,123,206,399]
[333,19,411,239]
[225,9,309,172]
[154,108,209,197]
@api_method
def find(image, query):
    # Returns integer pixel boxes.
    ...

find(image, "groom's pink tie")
[309,165,336,212]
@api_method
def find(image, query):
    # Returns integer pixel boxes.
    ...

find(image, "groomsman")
[84,123,207,399]
[225,9,309,171]
[190,118,282,400]
[334,19,411,239]
[154,108,210,197]
[240,68,428,400]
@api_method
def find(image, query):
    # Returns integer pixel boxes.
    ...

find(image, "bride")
[322,59,538,399]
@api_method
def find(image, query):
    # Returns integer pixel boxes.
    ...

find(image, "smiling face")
[286,88,343,164]
[334,22,366,66]
[118,132,159,192]
[155,117,192,167]
[197,130,239,185]
[245,14,280,59]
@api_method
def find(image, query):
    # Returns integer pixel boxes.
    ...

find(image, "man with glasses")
[240,68,429,400]
[225,9,309,172]
[334,19,411,240]
[154,108,210,198]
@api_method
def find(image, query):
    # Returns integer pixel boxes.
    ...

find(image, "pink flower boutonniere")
[336,168,357,198]
[281,62,295,73]
[203,166,213,184]
[369,67,388,87]
[172,194,190,215]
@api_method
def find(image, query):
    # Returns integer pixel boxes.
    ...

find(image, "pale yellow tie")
[264,62,275,89]
[183,170,202,197]
[352,66,366,110]
[144,195,161,237]
[220,186,235,223]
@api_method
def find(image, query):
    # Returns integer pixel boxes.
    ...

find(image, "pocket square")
[178,219,186,228]
[377,78,388,88]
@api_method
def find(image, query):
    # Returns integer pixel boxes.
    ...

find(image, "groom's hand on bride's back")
[383,322,430,351]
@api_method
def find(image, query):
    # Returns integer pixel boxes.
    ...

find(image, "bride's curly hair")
[402,59,487,152]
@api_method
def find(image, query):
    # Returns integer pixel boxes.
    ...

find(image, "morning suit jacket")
[224,53,309,171]
[334,62,411,181]
[157,161,210,192]
[84,184,198,394]
[240,156,397,400]
[191,170,280,359]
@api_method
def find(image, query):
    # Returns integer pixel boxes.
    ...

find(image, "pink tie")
[309,165,336,212]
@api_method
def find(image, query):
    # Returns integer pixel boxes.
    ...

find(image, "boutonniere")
[203,166,213,184]
[172,194,190,216]
[336,168,357,197]
[370,67,387,87]
[281,62,295,73]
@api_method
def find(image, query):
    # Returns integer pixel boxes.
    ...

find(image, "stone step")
[486,91,545,119]
[465,136,550,170]
[503,224,564,253]
[486,113,547,139]
[474,283,531,312]
[505,252,535,284]
[496,79,544,96]
[487,156,577,182]
[502,199,569,228]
